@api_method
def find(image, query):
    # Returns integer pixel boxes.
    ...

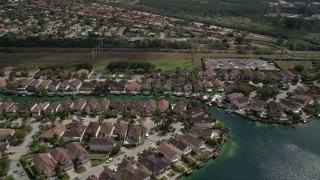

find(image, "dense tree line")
[0,37,190,49]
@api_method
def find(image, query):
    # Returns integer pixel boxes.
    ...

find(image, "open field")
[275,61,313,70]
[0,50,318,70]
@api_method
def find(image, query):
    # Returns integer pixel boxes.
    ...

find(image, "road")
[274,83,302,102]
[73,124,182,180]
[9,122,41,180]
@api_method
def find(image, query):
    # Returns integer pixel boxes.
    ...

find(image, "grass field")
[0,50,318,70]
[275,61,313,70]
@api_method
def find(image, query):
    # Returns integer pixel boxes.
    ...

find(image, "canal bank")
[186,106,320,180]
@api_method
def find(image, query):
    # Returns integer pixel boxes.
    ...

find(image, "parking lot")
[205,58,278,70]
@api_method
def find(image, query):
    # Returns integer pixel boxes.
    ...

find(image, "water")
[2,94,320,179]
[187,106,320,180]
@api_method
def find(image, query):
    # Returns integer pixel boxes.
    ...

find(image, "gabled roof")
[50,147,73,165]
[127,125,141,140]
[167,138,189,152]
[32,153,55,173]
[180,134,204,148]
[99,122,114,137]
[100,170,122,180]
[157,99,169,112]
[157,142,182,159]
[65,142,89,161]
[86,122,100,134]
[173,101,187,112]
[0,129,14,136]
[227,93,244,100]
[89,137,114,146]
[137,150,170,174]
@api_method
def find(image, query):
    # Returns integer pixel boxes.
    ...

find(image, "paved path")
[9,122,40,180]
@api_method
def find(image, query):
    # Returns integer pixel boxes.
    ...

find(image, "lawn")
[90,159,105,166]
[89,153,108,159]
[192,151,212,161]
[275,61,313,70]
[74,165,86,174]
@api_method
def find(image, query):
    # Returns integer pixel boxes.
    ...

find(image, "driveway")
[9,122,41,180]
[274,83,302,102]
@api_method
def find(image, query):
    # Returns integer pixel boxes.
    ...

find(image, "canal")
[1,94,320,179]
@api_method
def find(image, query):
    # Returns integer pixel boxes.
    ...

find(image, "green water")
[187,107,320,180]
[2,94,320,179]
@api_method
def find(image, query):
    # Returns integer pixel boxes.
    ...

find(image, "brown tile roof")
[180,134,204,147]
[0,129,14,136]
[100,170,122,180]
[99,122,114,137]
[32,153,55,174]
[137,150,170,174]
[113,122,128,139]
[86,122,100,134]
[227,93,244,100]
[89,137,114,146]
[38,80,52,87]
[40,121,66,139]
[50,147,73,168]
[65,142,89,161]
[119,158,151,180]
[157,142,182,159]
[157,99,169,112]
[127,125,141,140]
[167,138,189,152]
[172,101,187,112]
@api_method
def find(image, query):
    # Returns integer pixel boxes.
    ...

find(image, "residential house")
[0,66,14,76]
[40,121,66,141]
[184,106,204,118]
[84,98,99,115]
[137,150,170,176]
[189,127,218,139]
[167,138,192,155]
[27,79,40,92]
[6,104,19,116]
[125,125,141,144]
[163,79,172,92]
[157,99,169,112]
[89,137,115,152]
[96,98,110,115]
[249,100,266,112]
[80,81,95,91]
[232,97,249,109]
[70,80,82,92]
[190,117,215,128]
[129,102,145,116]
[118,158,151,180]
[126,81,141,92]
[0,101,14,112]
[60,99,74,110]
[63,123,87,141]
[279,99,302,113]
[109,101,127,115]
[153,79,163,90]
[75,69,89,79]
[294,95,314,105]
[32,102,49,117]
[50,147,74,171]
[145,99,157,116]
[203,68,215,77]
[268,101,284,119]
[18,102,37,117]
[66,142,89,164]
[48,81,61,92]
[45,102,61,114]
[99,170,122,180]
[99,122,114,138]
[0,129,14,141]
[85,122,100,137]
[157,142,182,163]
[58,80,70,92]
[17,79,33,91]
[141,79,152,92]
[32,153,56,177]
[73,98,86,115]
[38,80,52,91]
[111,81,126,92]
[0,80,6,89]
[112,122,128,141]
[216,69,228,80]
[228,69,241,80]
[172,101,187,114]
[225,93,244,103]
[179,134,205,153]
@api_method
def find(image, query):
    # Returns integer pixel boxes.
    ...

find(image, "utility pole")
[190,39,196,65]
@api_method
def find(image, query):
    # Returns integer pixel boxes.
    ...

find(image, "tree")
[294,64,304,73]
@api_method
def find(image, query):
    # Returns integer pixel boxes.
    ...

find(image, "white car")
[145,133,149,139]
[107,158,113,163]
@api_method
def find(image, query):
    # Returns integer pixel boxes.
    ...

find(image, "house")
[129,102,145,116]
[145,99,157,116]
[48,81,61,92]
[126,81,141,92]
[0,79,6,89]
[216,69,228,80]
[213,80,224,92]
[73,98,86,115]
[189,127,218,139]
[137,150,170,176]
[80,81,95,91]
[38,80,52,91]
[0,101,14,112]
[60,99,74,109]
[249,100,266,112]
[96,98,110,115]
[157,99,169,112]
[118,158,151,180]
[18,102,37,116]
[279,99,302,113]
[75,69,89,79]
[167,138,192,155]
[268,101,284,119]
[125,125,141,144]
[27,79,40,92]
[179,134,205,153]
[17,79,33,91]
[172,101,187,114]
[58,80,70,92]
[45,102,61,114]
[84,98,99,115]
[40,121,66,141]
[6,104,19,116]
[228,69,241,80]
[70,80,82,92]
[63,123,87,141]
[184,106,204,118]
[141,79,152,92]
[157,142,182,163]
[112,122,128,141]
[111,81,126,92]
[190,117,216,128]
[99,170,122,180]
[32,153,56,177]
[163,79,172,92]
[99,122,114,138]
[225,93,244,103]
[294,95,314,105]
[85,122,100,137]
[109,101,127,115]
[0,129,14,141]
[31,102,49,117]
[50,147,74,171]
[0,66,14,76]
[153,79,163,90]
[66,142,89,164]
[232,97,249,109]
[89,137,115,152]
[203,68,215,77]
